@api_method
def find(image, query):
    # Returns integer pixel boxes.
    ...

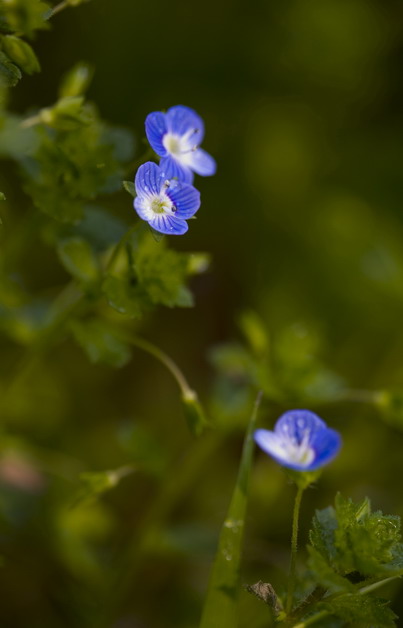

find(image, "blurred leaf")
[123,180,135,197]
[199,393,262,628]
[0,192,5,200]
[238,310,269,358]
[0,0,50,37]
[0,50,21,87]
[70,318,131,367]
[39,96,92,130]
[102,275,143,318]
[59,62,93,98]
[57,237,100,285]
[2,36,40,74]
[64,205,127,252]
[72,466,135,507]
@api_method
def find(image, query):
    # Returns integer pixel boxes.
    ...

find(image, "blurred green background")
[3,0,403,626]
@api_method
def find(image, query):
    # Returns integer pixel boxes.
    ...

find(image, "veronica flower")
[145,105,216,184]
[254,410,341,472]
[133,161,200,235]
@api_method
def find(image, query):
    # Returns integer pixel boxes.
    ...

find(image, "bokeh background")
[3,0,403,626]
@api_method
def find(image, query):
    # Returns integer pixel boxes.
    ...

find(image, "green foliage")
[0,0,50,38]
[102,275,143,318]
[2,35,40,74]
[319,593,397,627]
[181,390,210,437]
[57,237,100,287]
[0,49,21,86]
[309,494,403,587]
[0,191,5,200]
[70,318,131,367]
[21,107,133,222]
[59,62,93,98]
[72,466,135,507]
[135,234,194,307]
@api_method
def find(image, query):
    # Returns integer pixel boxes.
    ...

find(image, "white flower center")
[163,131,198,165]
[141,192,175,220]
[281,432,315,466]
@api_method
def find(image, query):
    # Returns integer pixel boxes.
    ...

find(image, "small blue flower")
[145,105,216,184]
[134,161,200,235]
[254,410,341,472]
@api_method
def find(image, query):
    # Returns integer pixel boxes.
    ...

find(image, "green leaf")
[123,180,135,198]
[0,50,22,87]
[59,62,93,99]
[135,234,194,308]
[308,546,354,594]
[2,35,40,74]
[308,494,403,588]
[102,275,143,318]
[199,393,262,628]
[70,319,131,368]
[0,192,5,200]
[319,593,397,627]
[0,0,50,37]
[65,205,127,252]
[57,237,100,285]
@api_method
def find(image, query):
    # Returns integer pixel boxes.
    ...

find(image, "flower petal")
[166,105,205,142]
[160,155,194,184]
[275,410,326,445]
[167,182,201,219]
[135,161,165,197]
[188,148,217,176]
[254,429,311,471]
[149,214,188,235]
[145,112,167,156]
[310,428,342,470]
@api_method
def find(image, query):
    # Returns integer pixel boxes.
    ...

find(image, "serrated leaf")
[199,394,262,628]
[2,36,40,74]
[57,237,100,285]
[308,547,354,594]
[319,593,397,627]
[70,319,131,368]
[123,180,135,198]
[102,275,143,318]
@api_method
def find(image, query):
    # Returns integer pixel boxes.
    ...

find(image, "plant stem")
[286,486,305,614]
[124,334,192,396]
[292,609,329,628]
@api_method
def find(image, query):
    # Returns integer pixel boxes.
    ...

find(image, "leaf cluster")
[0,0,49,85]
[300,493,403,626]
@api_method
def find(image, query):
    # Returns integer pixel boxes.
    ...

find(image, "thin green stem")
[286,486,305,614]
[124,334,192,396]
[46,1,69,19]
[292,609,329,628]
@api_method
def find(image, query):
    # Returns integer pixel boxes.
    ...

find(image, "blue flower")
[145,105,216,184]
[134,161,200,235]
[254,410,341,472]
